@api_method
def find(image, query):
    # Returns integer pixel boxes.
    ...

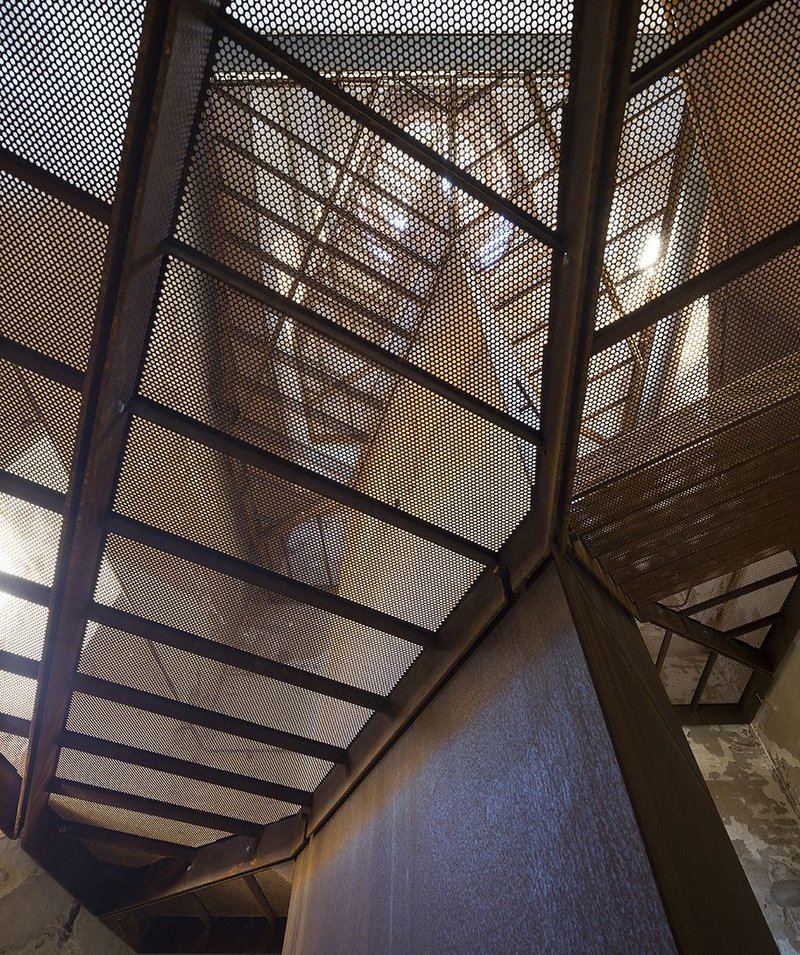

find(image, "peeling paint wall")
[757,635,800,818]
[686,724,800,954]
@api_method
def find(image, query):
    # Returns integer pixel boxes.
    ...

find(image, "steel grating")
[175,35,549,444]
[56,748,296,827]
[632,1,737,69]
[97,532,420,696]
[0,171,107,370]
[66,691,331,795]
[1,0,146,203]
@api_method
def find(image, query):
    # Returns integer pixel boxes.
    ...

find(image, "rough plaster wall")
[285,564,676,955]
[757,636,800,815]
[686,725,800,955]
[0,833,133,955]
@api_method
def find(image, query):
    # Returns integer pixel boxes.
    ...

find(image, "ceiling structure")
[1,0,799,949]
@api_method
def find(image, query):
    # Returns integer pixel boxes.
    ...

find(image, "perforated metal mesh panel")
[142,255,534,550]
[1,1,146,202]
[0,492,62,586]
[56,748,297,826]
[0,593,47,660]
[254,866,293,916]
[0,172,107,370]
[574,239,800,599]
[660,634,709,705]
[700,655,751,705]
[0,361,80,493]
[176,35,548,441]
[0,733,28,775]
[196,879,263,917]
[226,0,571,227]
[78,621,372,749]
[601,0,800,330]
[97,533,420,695]
[632,0,735,69]
[0,671,37,720]
[114,417,481,628]
[67,692,331,793]
[49,792,230,847]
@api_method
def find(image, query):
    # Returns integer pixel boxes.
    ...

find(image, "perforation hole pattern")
[114,416,482,629]
[67,692,332,794]
[143,257,534,552]
[97,533,419,696]
[227,0,571,228]
[0,492,62,586]
[175,36,549,440]
[1,0,146,202]
[49,792,230,848]
[56,748,296,826]
[0,593,47,661]
[0,733,28,775]
[601,0,800,331]
[0,172,106,370]
[0,361,80,493]
[78,621,373,750]
[633,0,735,69]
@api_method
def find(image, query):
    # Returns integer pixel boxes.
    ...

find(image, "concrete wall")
[0,833,133,955]
[284,564,676,955]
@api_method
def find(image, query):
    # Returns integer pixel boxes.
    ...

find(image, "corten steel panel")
[284,564,677,955]
[557,550,777,954]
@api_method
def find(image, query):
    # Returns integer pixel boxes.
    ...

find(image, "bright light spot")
[639,232,662,269]
[369,238,394,264]
[386,210,408,232]
[440,176,453,197]
[478,219,513,270]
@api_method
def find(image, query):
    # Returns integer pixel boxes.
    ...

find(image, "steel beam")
[73,672,347,765]
[0,472,64,513]
[690,652,718,709]
[244,874,277,928]
[629,0,776,97]
[133,396,496,567]
[0,335,84,391]
[0,713,30,738]
[49,778,264,840]
[0,754,20,837]
[107,512,435,648]
[19,0,223,857]
[682,566,800,614]
[218,15,562,251]
[0,147,112,224]
[104,814,306,916]
[0,649,40,680]
[58,821,197,861]
[639,600,771,674]
[90,602,386,713]
[593,220,800,353]
[0,572,50,606]
[532,0,643,568]
[59,730,309,807]
[164,240,542,447]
